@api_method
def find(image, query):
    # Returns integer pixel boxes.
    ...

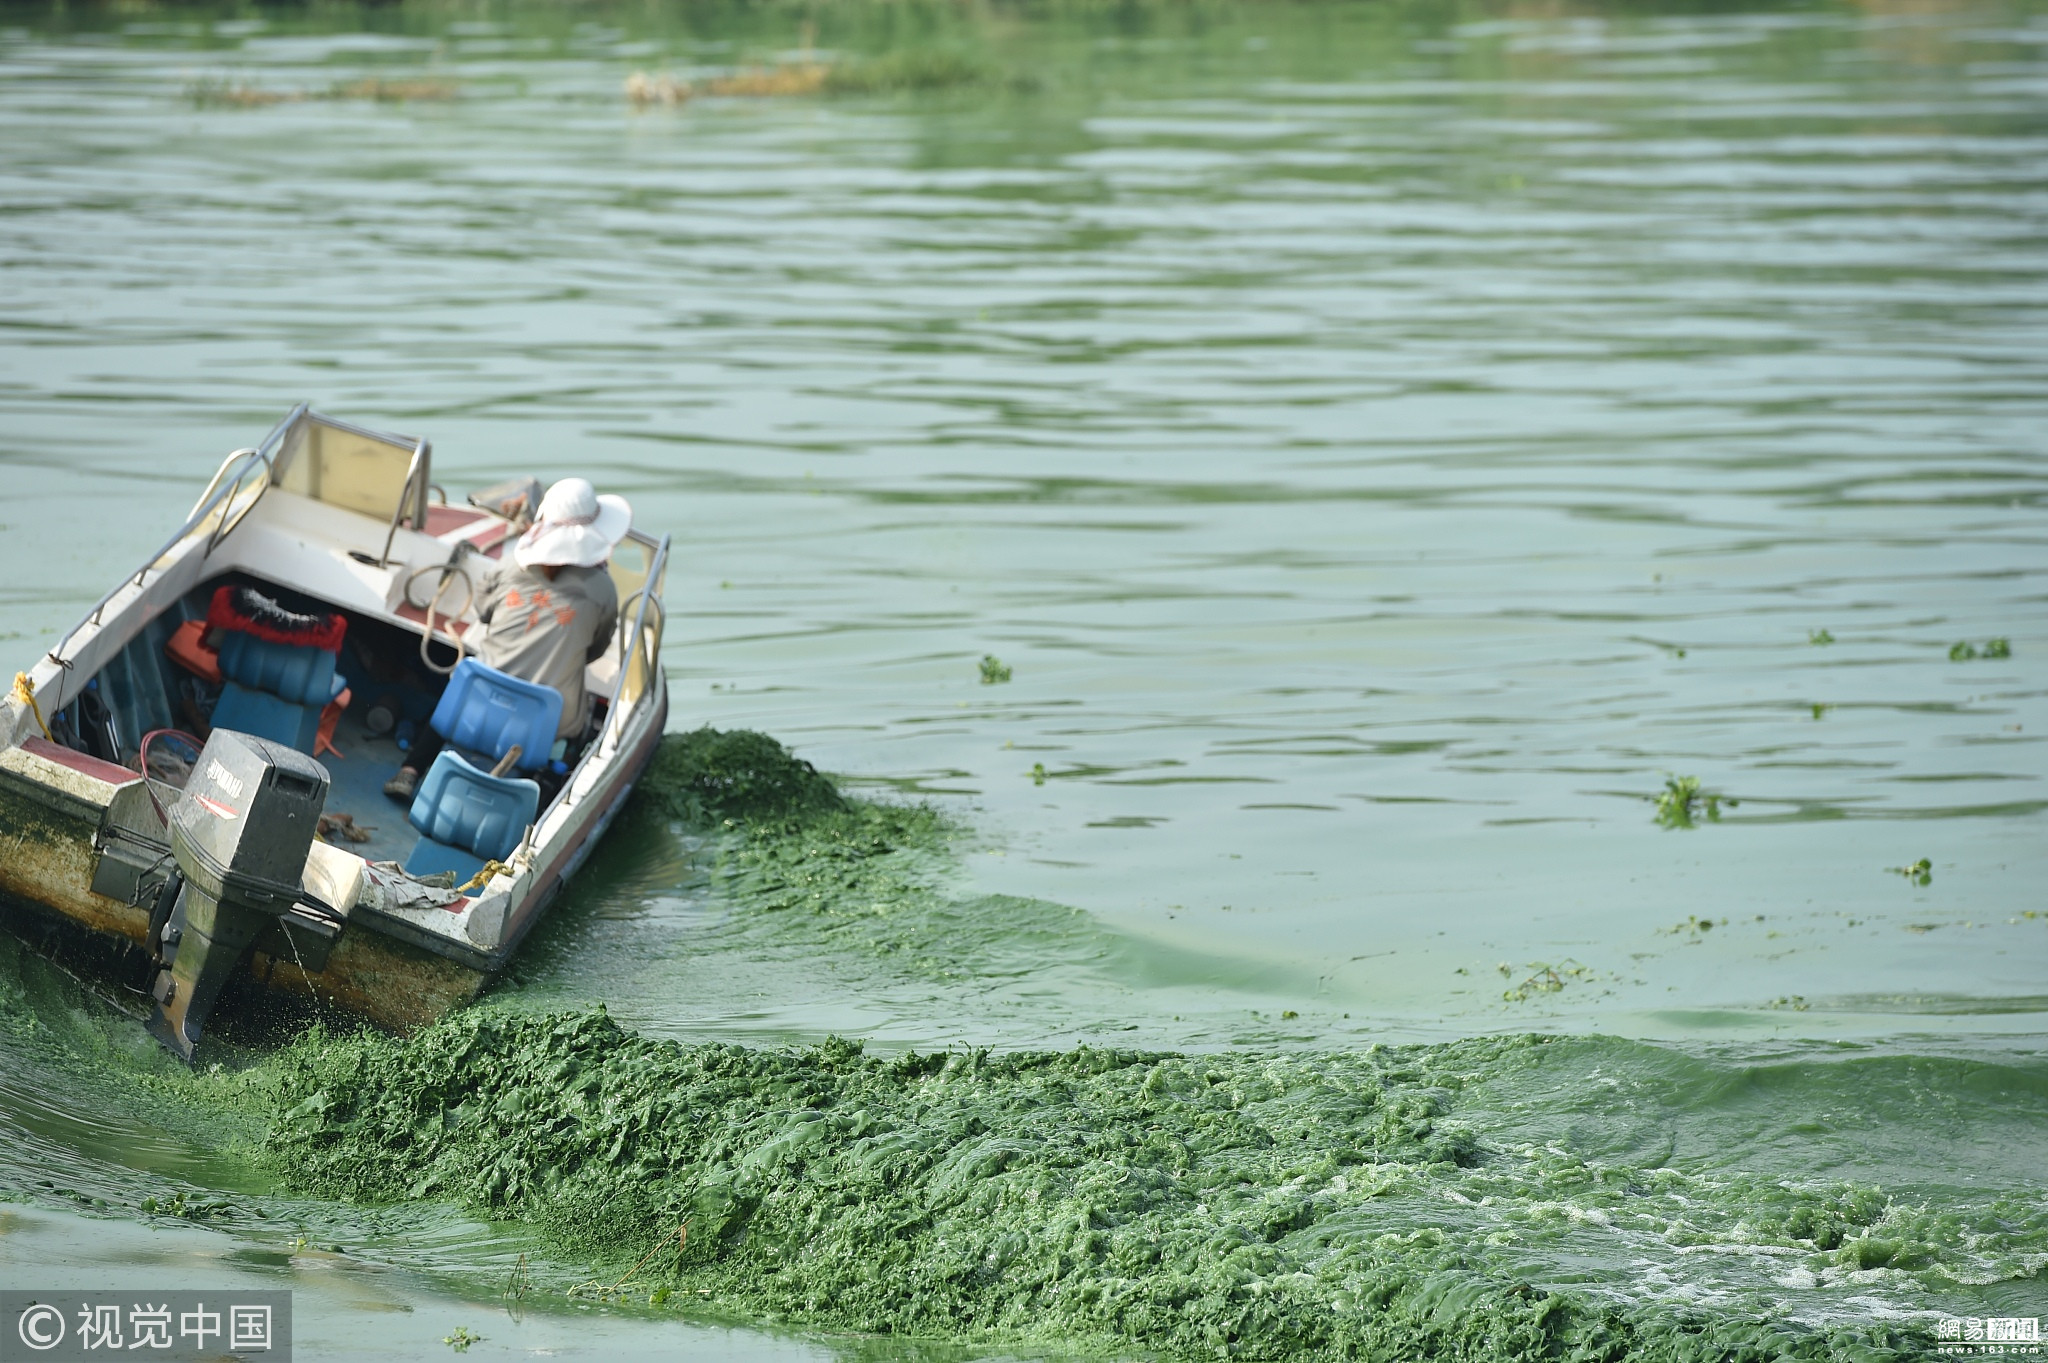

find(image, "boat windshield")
[272,411,426,528]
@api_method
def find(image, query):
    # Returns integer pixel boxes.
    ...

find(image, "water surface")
[1,0,2044,1355]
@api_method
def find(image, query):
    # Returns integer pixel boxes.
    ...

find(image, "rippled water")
[2,0,2044,1355]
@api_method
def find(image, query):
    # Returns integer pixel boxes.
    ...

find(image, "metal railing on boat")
[379,437,433,567]
[602,530,669,758]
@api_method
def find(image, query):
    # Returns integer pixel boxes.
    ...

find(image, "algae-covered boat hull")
[0,406,670,1040]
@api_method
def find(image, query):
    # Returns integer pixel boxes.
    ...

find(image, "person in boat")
[384,477,630,802]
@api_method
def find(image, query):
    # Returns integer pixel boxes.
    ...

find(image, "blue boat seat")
[429,659,561,774]
[216,631,337,705]
[210,632,346,753]
[404,749,538,892]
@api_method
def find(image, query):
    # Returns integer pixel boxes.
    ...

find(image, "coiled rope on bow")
[11,672,52,741]
[456,858,512,893]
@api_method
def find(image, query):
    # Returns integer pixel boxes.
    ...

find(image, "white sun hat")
[512,477,633,569]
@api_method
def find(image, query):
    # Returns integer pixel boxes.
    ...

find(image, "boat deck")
[318,710,422,866]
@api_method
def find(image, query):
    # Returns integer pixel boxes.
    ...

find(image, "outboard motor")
[148,731,329,1061]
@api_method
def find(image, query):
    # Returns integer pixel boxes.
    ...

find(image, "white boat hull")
[0,408,671,1040]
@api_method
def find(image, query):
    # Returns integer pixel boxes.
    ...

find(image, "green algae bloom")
[613,728,1097,987]
[263,1013,1944,1362]
[0,731,2039,1363]
[824,49,994,96]
[638,726,845,826]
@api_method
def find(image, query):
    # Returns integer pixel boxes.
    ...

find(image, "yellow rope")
[457,858,512,893]
[11,672,51,741]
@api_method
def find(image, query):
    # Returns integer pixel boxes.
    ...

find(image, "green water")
[2,0,2046,1355]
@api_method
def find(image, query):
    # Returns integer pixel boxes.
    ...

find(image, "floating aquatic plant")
[824,49,993,94]
[1950,638,2011,661]
[1652,775,1734,829]
[1809,629,1834,645]
[1500,960,1592,1003]
[504,1253,530,1302]
[138,1192,233,1220]
[1887,857,1933,887]
[626,50,991,107]
[707,63,832,96]
[188,80,292,108]
[331,79,459,102]
[441,1326,481,1352]
[979,654,1013,684]
[624,72,689,106]
[189,77,459,108]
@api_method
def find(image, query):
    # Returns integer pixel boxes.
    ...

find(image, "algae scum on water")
[239,733,2042,1359]
[259,1010,2043,1361]
[3,731,2044,1360]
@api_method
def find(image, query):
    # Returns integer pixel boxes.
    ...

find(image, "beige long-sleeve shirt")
[474,561,618,739]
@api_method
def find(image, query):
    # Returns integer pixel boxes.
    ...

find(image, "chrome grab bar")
[201,447,273,561]
[599,532,670,758]
[612,588,666,668]
[379,439,432,567]
[615,591,666,695]
[185,446,261,522]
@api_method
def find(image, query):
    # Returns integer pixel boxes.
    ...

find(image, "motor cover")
[171,729,329,908]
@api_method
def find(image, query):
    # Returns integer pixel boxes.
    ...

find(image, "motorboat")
[0,406,669,1059]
